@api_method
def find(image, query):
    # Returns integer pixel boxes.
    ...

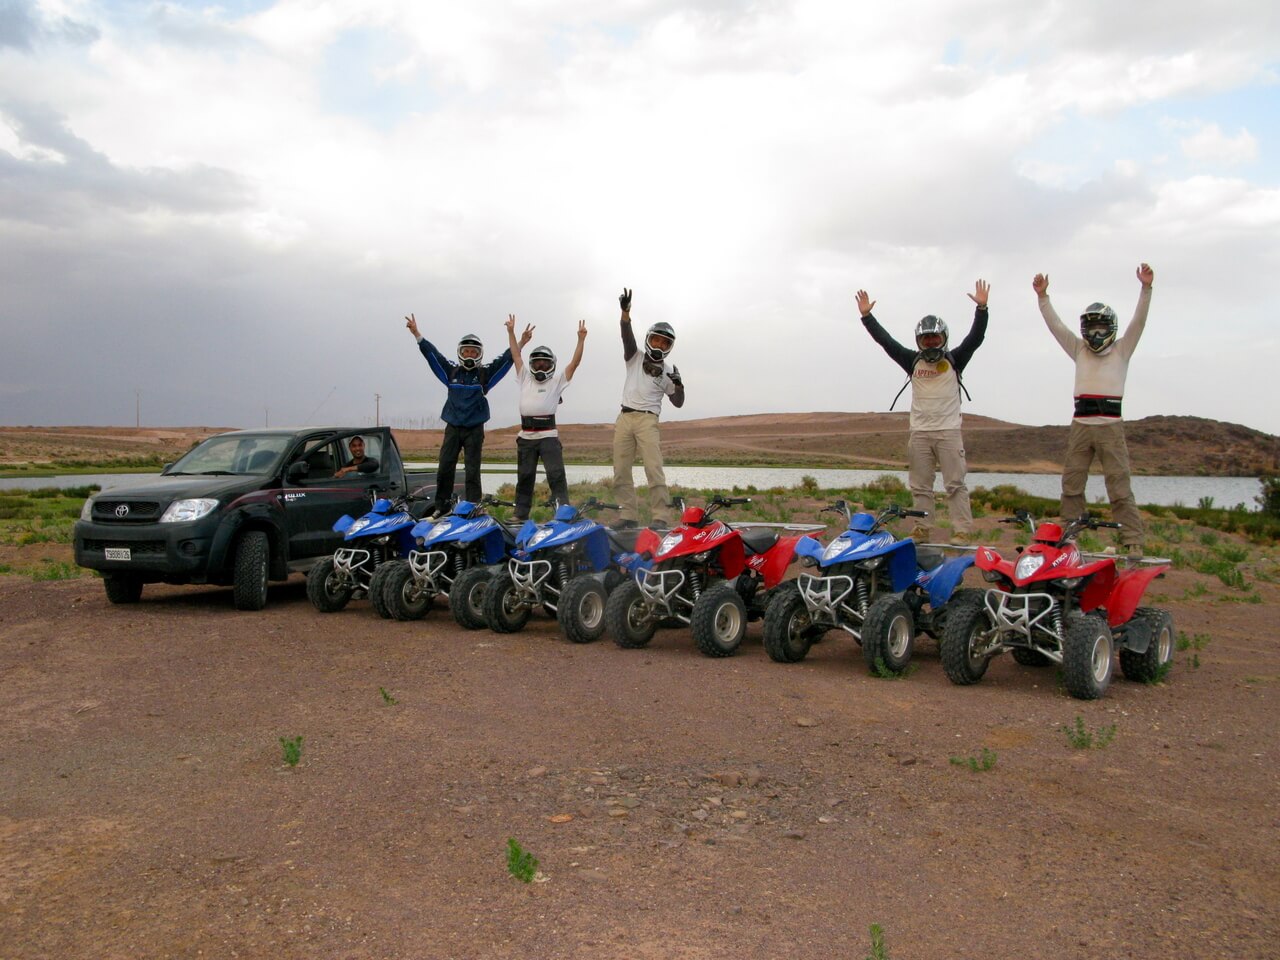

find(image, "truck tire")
[692,583,747,658]
[483,572,531,634]
[307,556,352,613]
[939,593,994,685]
[232,530,270,611]
[762,582,817,663]
[382,561,434,621]
[1062,613,1114,700]
[448,566,492,630]
[367,561,399,619]
[103,573,143,605]
[558,576,608,644]
[862,594,915,675]
[606,580,657,649]
[1119,607,1175,684]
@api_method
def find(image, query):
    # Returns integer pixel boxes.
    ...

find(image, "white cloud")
[1179,123,1259,166]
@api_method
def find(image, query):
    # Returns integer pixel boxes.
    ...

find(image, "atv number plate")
[105,547,131,561]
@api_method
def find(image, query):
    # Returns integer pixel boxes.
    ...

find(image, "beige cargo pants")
[612,410,671,524]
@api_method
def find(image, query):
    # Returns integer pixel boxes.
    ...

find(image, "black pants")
[514,435,569,519]
[435,423,485,510]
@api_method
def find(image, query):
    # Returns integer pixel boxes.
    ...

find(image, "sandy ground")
[1,544,1277,958]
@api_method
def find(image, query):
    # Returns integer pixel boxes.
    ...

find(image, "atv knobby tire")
[483,572,531,634]
[448,566,492,630]
[862,593,915,675]
[306,556,352,613]
[103,573,143,605]
[232,530,270,611]
[1119,606,1175,684]
[939,592,994,685]
[605,579,657,649]
[367,561,399,619]
[381,560,434,621]
[691,583,747,658]
[762,581,818,663]
[1062,612,1114,700]
[557,576,609,644]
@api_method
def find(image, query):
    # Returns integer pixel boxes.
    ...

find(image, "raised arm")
[1033,273,1078,357]
[1118,263,1154,358]
[505,314,530,375]
[406,312,453,385]
[668,365,685,409]
[856,290,915,374]
[953,279,990,370]
[565,320,587,381]
[619,287,637,360]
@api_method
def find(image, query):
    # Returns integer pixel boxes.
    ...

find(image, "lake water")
[7,464,1262,510]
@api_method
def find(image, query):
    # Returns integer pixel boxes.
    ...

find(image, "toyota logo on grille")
[115,504,130,518]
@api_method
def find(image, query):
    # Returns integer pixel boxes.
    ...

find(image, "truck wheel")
[692,583,747,658]
[558,577,608,644]
[1119,607,1175,683]
[939,594,993,685]
[367,561,399,619]
[762,583,817,663]
[1062,613,1114,700]
[382,561,434,621]
[103,573,143,605]
[862,594,915,675]
[606,580,657,649]
[483,573,531,634]
[448,566,492,630]
[307,556,352,613]
[232,530,270,611]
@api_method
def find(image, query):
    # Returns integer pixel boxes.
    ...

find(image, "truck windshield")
[167,434,292,476]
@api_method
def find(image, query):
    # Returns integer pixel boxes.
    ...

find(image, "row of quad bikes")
[305,492,1175,700]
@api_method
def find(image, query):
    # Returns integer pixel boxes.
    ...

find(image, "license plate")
[104,547,131,561]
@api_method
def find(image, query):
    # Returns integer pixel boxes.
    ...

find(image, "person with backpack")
[856,281,989,543]
[1033,264,1154,556]
[405,313,517,518]
[504,314,588,522]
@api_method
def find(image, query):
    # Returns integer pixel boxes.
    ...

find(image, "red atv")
[940,511,1174,699]
[605,495,822,657]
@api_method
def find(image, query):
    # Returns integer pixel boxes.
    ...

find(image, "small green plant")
[1145,659,1174,684]
[1176,631,1211,651]
[1197,496,1215,511]
[949,747,998,772]
[379,686,399,705]
[279,735,303,767]
[865,923,890,960]
[506,837,539,883]
[1188,653,1202,670]
[799,475,819,495]
[871,657,917,680]
[1062,716,1116,749]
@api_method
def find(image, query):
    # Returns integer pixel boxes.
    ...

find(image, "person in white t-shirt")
[1034,264,1153,555]
[505,315,587,522]
[612,288,685,528]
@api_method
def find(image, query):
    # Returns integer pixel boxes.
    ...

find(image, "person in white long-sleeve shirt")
[1034,263,1154,554]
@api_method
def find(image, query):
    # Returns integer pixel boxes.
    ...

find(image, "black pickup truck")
[73,426,434,609]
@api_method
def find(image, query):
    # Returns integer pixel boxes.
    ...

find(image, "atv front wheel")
[762,582,819,663]
[862,594,915,675]
[381,560,434,621]
[558,576,608,644]
[606,580,657,649]
[1119,607,1175,684]
[306,556,352,613]
[483,573,531,634]
[1062,613,1114,700]
[692,583,747,658]
[448,566,492,630]
[367,560,400,619]
[939,593,993,685]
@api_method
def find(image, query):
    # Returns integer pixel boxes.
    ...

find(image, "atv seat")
[916,547,945,571]
[608,530,641,553]
[740,529,779,556]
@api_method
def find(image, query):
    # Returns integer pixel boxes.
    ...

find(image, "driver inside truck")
[333,435,380,479]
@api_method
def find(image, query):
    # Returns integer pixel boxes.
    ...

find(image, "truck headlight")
[159,499,219,523]
[80,497,94,521]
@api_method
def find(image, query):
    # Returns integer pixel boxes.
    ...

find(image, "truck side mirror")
[287,461,310,482]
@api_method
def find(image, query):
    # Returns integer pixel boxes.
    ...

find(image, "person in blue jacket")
[405,312,520,517]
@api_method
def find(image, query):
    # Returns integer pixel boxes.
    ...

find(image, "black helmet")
[914,315,949,363]
[457,333,483,369]
[1079,303,1117,353]
[528,345,557,382]
[645,321,676,362]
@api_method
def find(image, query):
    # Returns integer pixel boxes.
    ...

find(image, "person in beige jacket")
[1034,264,1154,555]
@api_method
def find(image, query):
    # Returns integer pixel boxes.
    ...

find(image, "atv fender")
[333,514,356,534]
[1078,562,1119,614]
[883,540,919,592]
[924,553,976,608]
[795,536,825,563]
[635,528,663,555]
[1117,615,1153,654]
[755,532,817,589]
[1107,565,1169,627]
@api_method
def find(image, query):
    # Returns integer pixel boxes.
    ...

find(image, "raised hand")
[577,320,588,341]
[619,288,632,313]
[504,314,516,335]
[405,312,421,338]
[968,279,990,307]
[855,290,876,317]
[1032,273,1049,296]
[1136,262,1154,287]
[668,364,682,386]
[519,323,535,347]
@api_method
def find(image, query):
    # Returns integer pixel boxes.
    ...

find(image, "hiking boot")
[909,525,930,543]
[1124,544,1144,561]
[948,531,977,546]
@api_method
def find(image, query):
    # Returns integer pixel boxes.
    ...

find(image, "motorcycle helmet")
[914,315,948,363]
[457,333,483,370]
[528,345,557,382]
[645,321,676,362]
[1079,303,1117,353]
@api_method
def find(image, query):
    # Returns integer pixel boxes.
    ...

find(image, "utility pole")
[135,390,140,429]
[375,393,381,426]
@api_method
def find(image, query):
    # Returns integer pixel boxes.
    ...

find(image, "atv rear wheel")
[1062,613,1114,700]
[558,576,608,644]
[862,594,915,675]
[1119,607,1175,684]
[939,593,993,685]
[692,583,747,658]
[382,560,434,621]
[762,582,819,663]
[483,572,531,634]
[306,556,352,613]
[448,566,492,630]
[606,580,657,649]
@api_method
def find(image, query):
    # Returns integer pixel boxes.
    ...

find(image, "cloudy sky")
[2,0,1278,435]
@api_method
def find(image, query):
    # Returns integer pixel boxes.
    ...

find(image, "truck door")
[282,431,386,560]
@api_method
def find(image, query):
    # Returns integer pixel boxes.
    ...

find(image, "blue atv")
[378,496,521,628]
[762,501,976,674]
[306,491,433,616]
[482,498,641,642]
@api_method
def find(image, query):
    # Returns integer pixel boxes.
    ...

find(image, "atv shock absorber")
[688,570,704,602]
[453,552,465,578]
[854,578,871,618]
[1050,604,1065,642]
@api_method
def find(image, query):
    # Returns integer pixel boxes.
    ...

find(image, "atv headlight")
[657,532,683,556]
[528,528,554,547]
[348,517,372,535]
[1014,553,1045,580]
[159,499,219,523]
[822,536,849,561]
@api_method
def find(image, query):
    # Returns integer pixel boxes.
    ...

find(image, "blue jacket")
[418,338,514,427]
